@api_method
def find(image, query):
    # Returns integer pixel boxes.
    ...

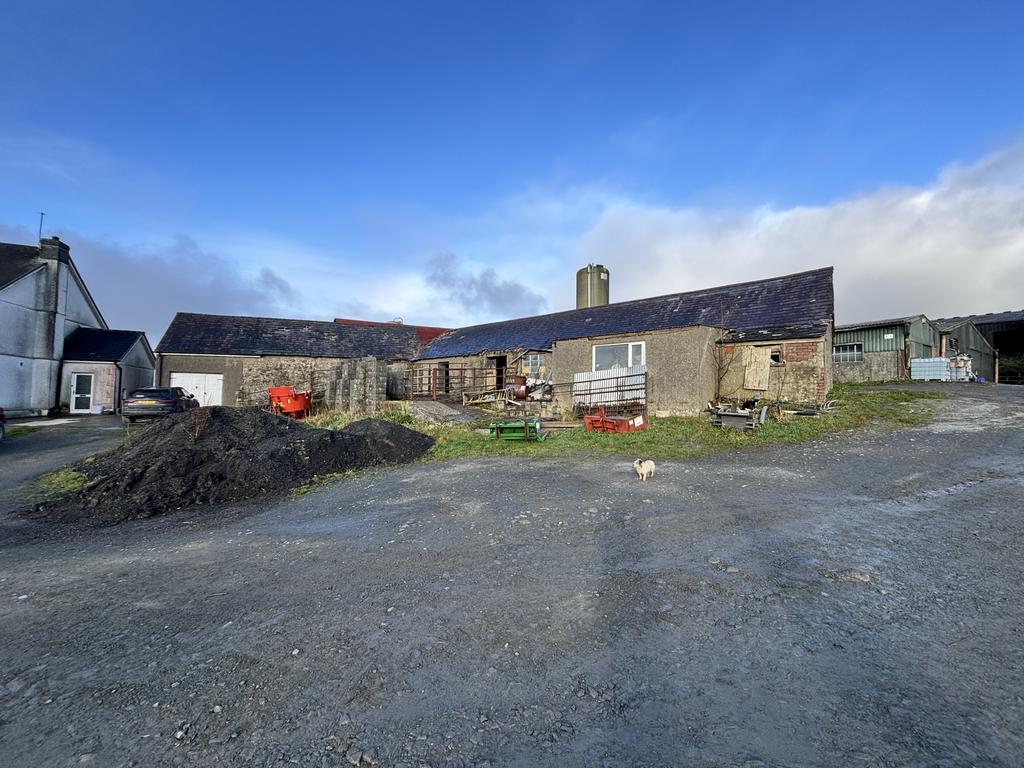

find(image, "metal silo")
[576,264,610,309]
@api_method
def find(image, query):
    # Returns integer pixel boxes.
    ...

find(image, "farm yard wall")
[550,326,721,416]
[235,356,388,413]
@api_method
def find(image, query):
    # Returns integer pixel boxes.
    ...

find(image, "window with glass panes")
[592,341,645,371]
[522,353,545,374]
[832,343,864,363]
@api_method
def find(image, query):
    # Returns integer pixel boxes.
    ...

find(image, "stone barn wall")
[718,336,831,405]
[236,356,388,413]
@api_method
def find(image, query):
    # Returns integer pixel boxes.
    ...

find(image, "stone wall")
[719,337,830,405]
[833,350,904,384]
[235,356,388,413]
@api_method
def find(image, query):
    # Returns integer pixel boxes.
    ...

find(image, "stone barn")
[416,267,835,415]
[155,313,425,411]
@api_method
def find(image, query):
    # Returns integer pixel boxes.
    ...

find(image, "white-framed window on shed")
[832,343,864,363]
[592,341,645,372]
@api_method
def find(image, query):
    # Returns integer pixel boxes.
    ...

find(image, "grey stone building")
[155,313,425,410]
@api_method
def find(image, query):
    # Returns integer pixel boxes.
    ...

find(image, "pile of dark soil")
[28,408,434,524]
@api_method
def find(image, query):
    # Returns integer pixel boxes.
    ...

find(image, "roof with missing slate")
[156,313,424,359]
[0,242,43,290]
[418,267,834,359]
[63,328,149,363]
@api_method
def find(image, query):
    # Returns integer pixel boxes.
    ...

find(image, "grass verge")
[33,468,88,498]
[309,384,944,463]
[5,425,42,438]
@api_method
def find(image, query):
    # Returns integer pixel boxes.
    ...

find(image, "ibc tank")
[576,264,609,309]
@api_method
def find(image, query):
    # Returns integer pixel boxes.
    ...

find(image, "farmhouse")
[832,315,940,383]
[416,267,834,415]
[155,313,429,410]
[1,236,155,416]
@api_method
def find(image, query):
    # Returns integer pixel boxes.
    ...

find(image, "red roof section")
[333,318,450,345]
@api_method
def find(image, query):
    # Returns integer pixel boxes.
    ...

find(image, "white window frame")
[832,343,864,363]
[592,341,645,372]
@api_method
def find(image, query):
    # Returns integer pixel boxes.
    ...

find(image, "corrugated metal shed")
[833,314,938,356]
[934,320,995,380]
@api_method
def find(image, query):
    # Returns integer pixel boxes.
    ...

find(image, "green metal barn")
[832,315,940,383]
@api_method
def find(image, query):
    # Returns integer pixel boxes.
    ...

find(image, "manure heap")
[30,408,435,523]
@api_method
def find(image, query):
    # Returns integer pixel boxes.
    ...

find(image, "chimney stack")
[39,236,70,263]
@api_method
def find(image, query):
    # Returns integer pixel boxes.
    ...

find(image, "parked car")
[122,387,199,423]
[0,405,5,441]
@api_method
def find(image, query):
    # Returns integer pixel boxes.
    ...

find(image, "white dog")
[633,458,656,482]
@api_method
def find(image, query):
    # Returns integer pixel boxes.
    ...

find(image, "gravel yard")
[1,384,1022,767]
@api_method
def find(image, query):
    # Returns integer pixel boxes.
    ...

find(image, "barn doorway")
[488,355,507,390]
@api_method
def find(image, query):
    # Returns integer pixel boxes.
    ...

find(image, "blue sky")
[2,1,1023,342]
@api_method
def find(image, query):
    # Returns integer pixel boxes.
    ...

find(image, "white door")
[169,373,224,406]
[70,373,94,414]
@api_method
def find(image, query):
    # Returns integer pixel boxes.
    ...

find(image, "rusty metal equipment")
[267,385,311,419]
[582,407,648,433]
[711,404,767,431]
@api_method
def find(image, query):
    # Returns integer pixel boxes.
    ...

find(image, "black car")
[0,405,5,441]
[122,387,199,423]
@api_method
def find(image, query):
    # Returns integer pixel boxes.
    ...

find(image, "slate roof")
[934,310,1024,328]
[0,242,43,290]
[63,328,148,362]
[419,267,834,359]
[334,318,450,344]
[834,315,926,333]
[156,313,424,359]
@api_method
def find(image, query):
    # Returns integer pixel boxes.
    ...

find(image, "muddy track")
[1,385,1022,767]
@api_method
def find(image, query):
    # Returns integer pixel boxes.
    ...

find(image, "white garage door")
[169,373,224,406]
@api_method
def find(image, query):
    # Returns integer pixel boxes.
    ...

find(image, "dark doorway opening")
[489,355,507,390]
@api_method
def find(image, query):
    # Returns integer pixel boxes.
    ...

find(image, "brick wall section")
[236,356,388,413]
[783,341,817,363]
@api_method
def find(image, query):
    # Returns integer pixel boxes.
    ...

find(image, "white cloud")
[5,143,1022,344]
[535,143,1024,322]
